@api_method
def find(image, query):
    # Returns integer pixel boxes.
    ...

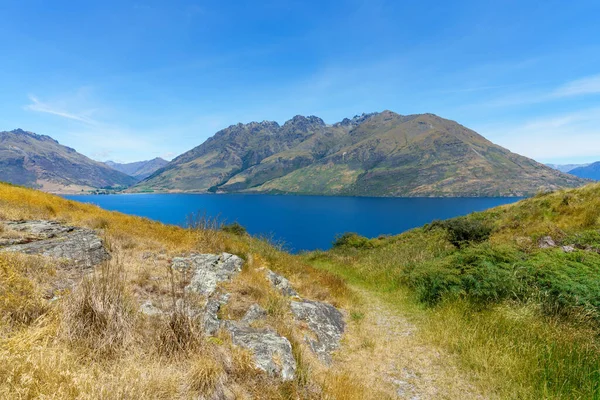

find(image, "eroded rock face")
[0,220,110,268]
[266,269,298,297]
[172,253,243,296]
[291,299,345,363]
[225,322,296,381]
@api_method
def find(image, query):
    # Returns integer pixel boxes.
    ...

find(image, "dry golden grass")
[0,182,386,399]
[0,254,49,328]
[60,261,136,358]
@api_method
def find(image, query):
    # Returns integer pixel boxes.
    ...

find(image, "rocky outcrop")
[225,322,296,381]
[202,295,295,380]
[165,252,345,379]
[0,220,110,267]
[172,253,243,296]
[291,300,345,363]
[266,269,298,297]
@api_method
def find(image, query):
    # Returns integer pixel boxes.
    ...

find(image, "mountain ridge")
[105,157,168,181]
[569,162,600,181]
[0,129,137,193]
[134,111,586,197]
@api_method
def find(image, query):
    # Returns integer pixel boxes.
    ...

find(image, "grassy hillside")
[134,111,586,197]
[2,182,600,399]
[0,129,137,193]
[308,182,600,399]
[0,182,369,399]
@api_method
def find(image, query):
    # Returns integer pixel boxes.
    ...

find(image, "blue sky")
[0,0,599,164]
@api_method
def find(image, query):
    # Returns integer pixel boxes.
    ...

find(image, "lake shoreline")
[64,194,523,253]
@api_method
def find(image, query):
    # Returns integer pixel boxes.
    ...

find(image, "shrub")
[523,250,600,318]
[402,244,523,306]
[221,222,247,236]
[332,232,373,249]
[427,217,492,248]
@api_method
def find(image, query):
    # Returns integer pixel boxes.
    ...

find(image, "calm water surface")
[64,194,521,252]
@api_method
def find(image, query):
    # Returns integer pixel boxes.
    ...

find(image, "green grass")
[306,183,600,399]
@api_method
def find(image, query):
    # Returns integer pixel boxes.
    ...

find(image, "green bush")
[221,222,247,236]
[332,233,373,249]
[426,217,492,248]
[523,250,600,318]
[402,241,600,319]
[402,244,522,305]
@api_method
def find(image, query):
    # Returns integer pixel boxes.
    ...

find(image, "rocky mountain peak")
[5,129,59,144]
[334,112,380,127]
[283,115,326,132]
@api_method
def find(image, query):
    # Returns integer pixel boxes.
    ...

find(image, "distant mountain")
[0,129,137,193]
[133,111,586,197]
[105,157,168,180]
[546,163,590,173]
[569,162,600,181]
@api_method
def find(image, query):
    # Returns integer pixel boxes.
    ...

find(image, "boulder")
[225,322,296,381]
[538,236,556,249]
[241,303,267,324]
[266,269,298,297]
[0,220,110,268]
[290,299,345,363]
[562,245,576,253]
[172,253,243,296]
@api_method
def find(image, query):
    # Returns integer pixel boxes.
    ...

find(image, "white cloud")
[475,73,600,108]
[552,74,600,98]
[481,108,600,162]
[24,95,98,124]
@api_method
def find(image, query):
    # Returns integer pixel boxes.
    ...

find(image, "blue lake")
[64,194,522,252]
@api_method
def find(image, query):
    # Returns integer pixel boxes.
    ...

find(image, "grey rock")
[266,269,298,297]
[140,300,162,316]
[290,299,345,363]
[225,322,296,381]
[203,293,230,336]
[241,304,267,323]
[539,236,557,249]
[172,253,243,296]
[0,220,110,268]
[3,220,75,239]
[562,245,576,253]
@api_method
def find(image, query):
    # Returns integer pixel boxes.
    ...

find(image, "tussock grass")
[0,254,49,328]
[60,260,135,357]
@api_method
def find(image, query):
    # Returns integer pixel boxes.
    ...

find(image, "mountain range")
[0,112,590,196]
[568,162,600,181]
[0,129,136,193]
[546,163,590,173]
[105,158,168,181]
[133,111,586,197]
